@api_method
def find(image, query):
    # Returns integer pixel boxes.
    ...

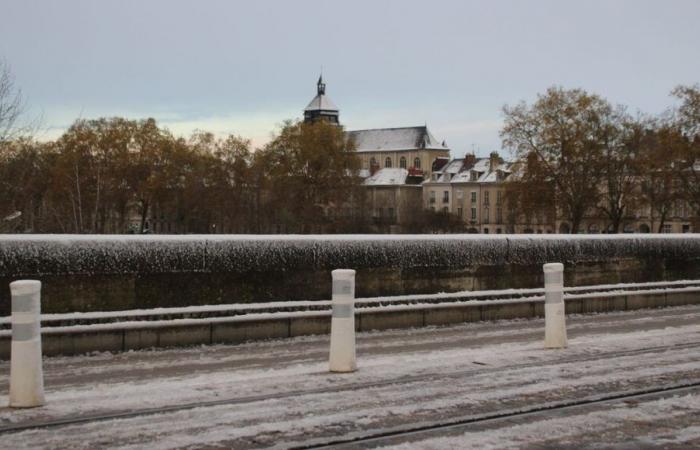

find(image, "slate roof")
[363,168,410,186]
[304,94,339,112]
[347,126,449,153]
[429,157,513,184]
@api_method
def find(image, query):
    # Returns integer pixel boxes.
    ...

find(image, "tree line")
[0,116,370,234]
[501,84,700,233]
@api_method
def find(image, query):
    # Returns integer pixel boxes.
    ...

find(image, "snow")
[346,126,447,152]
[304,93,338,112]
[2,234,700,279]
[363,168,411,186]
[2,279,699,328]
[0,306,698,448]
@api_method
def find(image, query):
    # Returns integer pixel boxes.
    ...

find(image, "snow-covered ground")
[0,305,699,449]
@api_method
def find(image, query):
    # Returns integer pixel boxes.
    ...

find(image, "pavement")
[0,304,699,449]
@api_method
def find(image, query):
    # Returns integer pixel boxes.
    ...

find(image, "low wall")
[2,235,700,315]
[1,288,697,358]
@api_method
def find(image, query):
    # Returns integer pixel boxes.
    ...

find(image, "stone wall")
[2,235,700,315]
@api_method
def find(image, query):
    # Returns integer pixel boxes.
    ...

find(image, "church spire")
[317,74,326,95]
[304,75,339,125]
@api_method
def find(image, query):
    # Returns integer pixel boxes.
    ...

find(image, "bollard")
[329,269,357,372]
[543,263,567,349]
[9,280,45,408]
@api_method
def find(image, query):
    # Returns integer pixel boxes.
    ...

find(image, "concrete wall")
[1,289,697,359]
[2,235,700,315]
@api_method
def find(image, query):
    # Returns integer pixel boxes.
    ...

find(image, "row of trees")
[501,84,700,233]
[0,117,369,234]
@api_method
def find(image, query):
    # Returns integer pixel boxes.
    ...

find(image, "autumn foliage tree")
[260,120,364,233]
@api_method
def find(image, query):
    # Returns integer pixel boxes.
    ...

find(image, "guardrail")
[1,280,699,358]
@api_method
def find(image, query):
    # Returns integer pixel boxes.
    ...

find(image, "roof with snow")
[304,94,339,112]
[347,126,449,153]
[428,156,513,184]
[364,168,410,186]
[304,75,339,112]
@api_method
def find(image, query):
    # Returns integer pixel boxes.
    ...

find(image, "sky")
[1,0,699,157]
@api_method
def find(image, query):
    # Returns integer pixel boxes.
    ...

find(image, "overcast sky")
[2,0,699,157]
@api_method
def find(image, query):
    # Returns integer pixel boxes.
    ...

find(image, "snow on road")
[0,305,698,449]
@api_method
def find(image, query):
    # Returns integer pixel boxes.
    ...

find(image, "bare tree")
[501,87,613,233]
[0,59,30,143]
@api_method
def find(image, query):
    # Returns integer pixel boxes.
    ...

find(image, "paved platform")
[0,305,699,449]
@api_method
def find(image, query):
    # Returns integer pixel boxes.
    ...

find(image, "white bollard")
[329,269,357,373]
[543,263,567,349]
[9,280,45,408]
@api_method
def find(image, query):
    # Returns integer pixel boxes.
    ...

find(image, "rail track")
[2,340,699,437]
[298,381,700,449]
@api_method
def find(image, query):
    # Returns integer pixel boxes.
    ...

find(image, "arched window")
[399,157,406,169]
[385,157,392,168]
[414,157,421,169]
[370,157,377,167]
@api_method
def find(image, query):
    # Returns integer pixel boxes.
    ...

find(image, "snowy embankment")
[1,233,700,276]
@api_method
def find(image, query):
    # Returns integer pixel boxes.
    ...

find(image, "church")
[303,76,451,232]
[303,76,451,180]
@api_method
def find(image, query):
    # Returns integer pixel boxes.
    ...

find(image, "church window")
[414,157,421,169]
[385,157,392,168]
[400,157,406,169]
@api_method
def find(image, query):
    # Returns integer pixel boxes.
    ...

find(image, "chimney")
[462,153,477,171]
[489,151,501,173]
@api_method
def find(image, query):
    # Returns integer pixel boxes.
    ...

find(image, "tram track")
[297,381,700,449]
[2,340,699,436]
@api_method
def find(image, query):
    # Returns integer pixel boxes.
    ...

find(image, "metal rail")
[298,382,700,449]
[1,340,698,436]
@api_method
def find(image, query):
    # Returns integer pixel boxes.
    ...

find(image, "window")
[496,228,502,234]
[483,228,489,234]
[370,157,377,167]
[457,207,463,217]
[429,191,436,204]
[496,191,502,205]
[483,208,490,224]
[414,157,421,169]
[443,191,449,203]
[471,191,477,203]
[496,207,503,224]
[484,191,490,205]
[471,208,477,220]
[388,208,395,220]
[470,171,478,181]
[663,224,672,234]
[399,157,407,169]
[385,157,392,168]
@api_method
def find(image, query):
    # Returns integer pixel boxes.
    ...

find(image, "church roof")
[304,94,339,112]
[347,126,449,153]
[304,75,339,112]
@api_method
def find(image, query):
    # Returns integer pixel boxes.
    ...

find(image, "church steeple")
[304,75,339,125]
[317,75,326,95]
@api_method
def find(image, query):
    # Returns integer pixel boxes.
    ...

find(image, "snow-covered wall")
[1,234,700,314]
